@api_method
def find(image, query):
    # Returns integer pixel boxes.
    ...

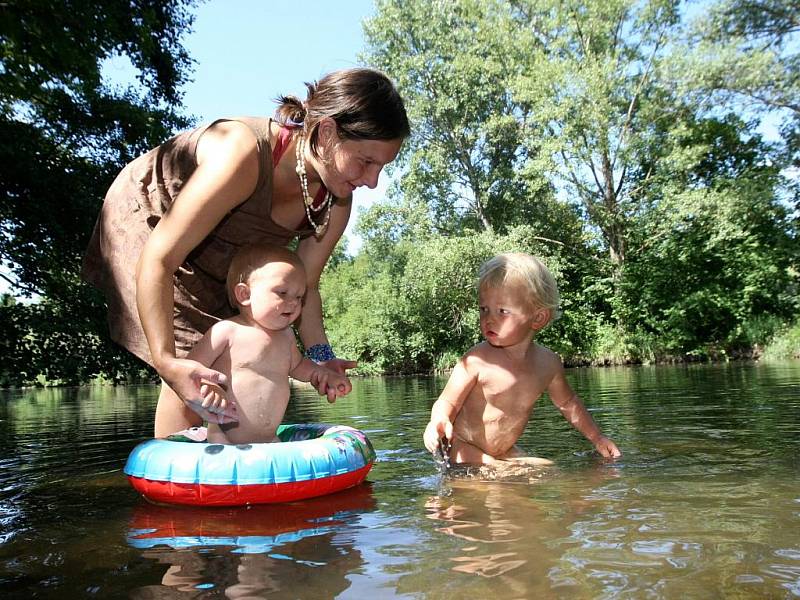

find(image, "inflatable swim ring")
[124,424,376,506]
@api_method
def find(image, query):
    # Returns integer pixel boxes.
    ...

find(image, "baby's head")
[226,243,306,314]
[478,253,560,325]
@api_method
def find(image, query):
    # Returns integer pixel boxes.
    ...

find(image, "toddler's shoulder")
[462,342,506,373]
[531,343,564,371]
[463,341,493,361]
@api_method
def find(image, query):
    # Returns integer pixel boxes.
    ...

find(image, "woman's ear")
[317,117,340,160]
[234,282,251,307]
[318,117,338,144]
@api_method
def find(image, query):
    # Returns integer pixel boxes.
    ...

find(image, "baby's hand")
[593,436,622,459]
[310,368,352,404]
[185,380,238,425]
[423,417,453,454]
[325,372,352,403]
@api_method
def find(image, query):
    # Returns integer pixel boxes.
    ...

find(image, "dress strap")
[272,125,296,167]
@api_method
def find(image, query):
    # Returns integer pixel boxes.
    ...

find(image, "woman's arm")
[136,121,260,408]
[295,198,358,376]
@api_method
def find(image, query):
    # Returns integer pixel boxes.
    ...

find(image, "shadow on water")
[0,362,799,598]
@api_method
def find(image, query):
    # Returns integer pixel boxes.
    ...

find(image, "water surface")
[1,362,799,598]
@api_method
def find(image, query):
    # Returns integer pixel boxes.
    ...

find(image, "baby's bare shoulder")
[205,318,240,341]
[221,318,277,347]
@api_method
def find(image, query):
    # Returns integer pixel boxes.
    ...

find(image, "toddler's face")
[478,285,543,348]
[245,261,306,331]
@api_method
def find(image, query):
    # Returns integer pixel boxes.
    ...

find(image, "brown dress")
[82,117,316,365]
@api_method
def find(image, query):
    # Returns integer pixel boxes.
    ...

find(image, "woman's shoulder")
[200,118,264,147]
[195,118,269,167]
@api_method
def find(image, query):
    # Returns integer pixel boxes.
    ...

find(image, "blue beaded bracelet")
[305,343,336,363]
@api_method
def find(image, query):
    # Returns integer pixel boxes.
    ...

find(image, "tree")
[359,0,798,365]
[621,119,796,356]
[364,0,688,275]
[1,0,197,298]
[680,0,800,167]
[363,0,556,236]
[0,0,198,384]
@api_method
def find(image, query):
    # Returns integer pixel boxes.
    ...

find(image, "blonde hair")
[478,253,560,319]
[226,243,305,309]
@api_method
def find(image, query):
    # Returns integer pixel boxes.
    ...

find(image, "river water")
[1,361,798,598]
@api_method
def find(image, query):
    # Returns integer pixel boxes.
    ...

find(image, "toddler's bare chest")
[479,369,546,407]
[228,330,294,374]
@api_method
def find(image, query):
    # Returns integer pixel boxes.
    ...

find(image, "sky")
[105,0,388,254]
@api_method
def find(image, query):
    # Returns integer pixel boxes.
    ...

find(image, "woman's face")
[315,121,404,198]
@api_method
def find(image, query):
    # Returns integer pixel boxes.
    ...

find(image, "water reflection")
[420,465,622,597]
[128,484,375,598]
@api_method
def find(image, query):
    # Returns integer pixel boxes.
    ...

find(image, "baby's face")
[478,285,543,348]
[246,261,306,331]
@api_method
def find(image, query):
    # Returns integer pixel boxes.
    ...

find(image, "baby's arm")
[423,356,477,454]
[547,365,621,458]
[185,321,238,423]
[289,345,352,403]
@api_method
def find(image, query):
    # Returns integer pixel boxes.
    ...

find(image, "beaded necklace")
[294,133,333,236]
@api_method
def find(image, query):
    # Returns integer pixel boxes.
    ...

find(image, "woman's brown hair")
[274,67,410,157]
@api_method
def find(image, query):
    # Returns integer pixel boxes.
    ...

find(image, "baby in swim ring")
[183,243,350,444]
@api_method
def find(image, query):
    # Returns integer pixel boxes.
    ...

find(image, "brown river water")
[1,361,798,598]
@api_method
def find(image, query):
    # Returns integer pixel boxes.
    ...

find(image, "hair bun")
[274,94,306,125]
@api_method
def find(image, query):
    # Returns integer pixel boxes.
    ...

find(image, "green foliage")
[363,0,552,234]
[0,1,197,385]
[1,0,197,298]
[353,0,799,370]
[2,0,798,386]
[321,226,599,373]
[0,285,154,387]
[762,319,800,361]
[616,113,798,357]
[679,0,800,164]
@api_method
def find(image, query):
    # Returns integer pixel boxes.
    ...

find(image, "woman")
[83,68,410,437]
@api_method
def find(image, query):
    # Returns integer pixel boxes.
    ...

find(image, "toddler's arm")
[547,368,621,458]
[423,356,477,454]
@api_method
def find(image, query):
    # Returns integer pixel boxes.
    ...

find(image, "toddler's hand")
[594,436,622,459]
[423,417,453,454]
[185,380,238,425]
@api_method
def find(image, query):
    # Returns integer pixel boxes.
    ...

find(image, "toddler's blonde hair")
[478,253,560,320]
[226,243,305,309]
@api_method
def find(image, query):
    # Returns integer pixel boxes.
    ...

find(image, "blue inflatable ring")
[124,423,376,506]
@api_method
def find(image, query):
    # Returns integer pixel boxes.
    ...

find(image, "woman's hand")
[159,356,238,424]
[321,357,358,376]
